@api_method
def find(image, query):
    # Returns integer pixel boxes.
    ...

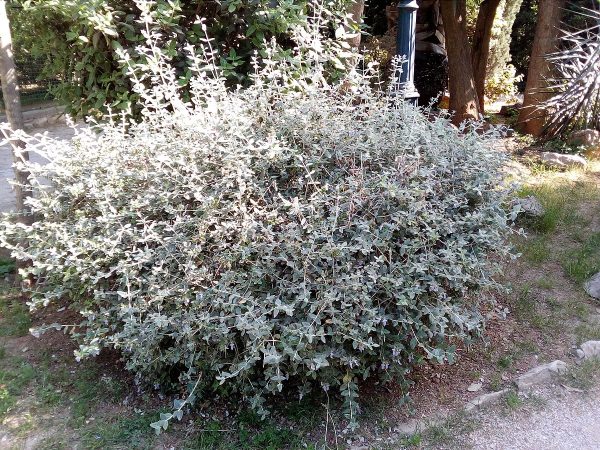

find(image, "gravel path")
[468,387,600,449]
[0,124,75,213]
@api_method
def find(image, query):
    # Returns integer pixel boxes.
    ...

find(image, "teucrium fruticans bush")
[0,2,516,431]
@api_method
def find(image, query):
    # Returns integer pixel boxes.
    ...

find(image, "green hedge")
[14,0,353,117]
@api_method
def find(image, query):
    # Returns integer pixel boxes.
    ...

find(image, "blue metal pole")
[395,0,420,105]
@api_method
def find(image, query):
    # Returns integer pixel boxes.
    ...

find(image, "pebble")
[467,382,483,392]
[465,389,510,412]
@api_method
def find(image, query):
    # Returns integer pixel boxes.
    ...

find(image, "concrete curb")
[0,105,66,130]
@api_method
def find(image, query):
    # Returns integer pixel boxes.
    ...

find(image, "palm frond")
[542,6,600,137]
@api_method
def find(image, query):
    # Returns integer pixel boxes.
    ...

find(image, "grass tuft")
[561,232,600,284]
[0,258,15,276]
[422,411,478,448]
[0,357,36,418]
[0,292,31,337]
[561,358,600,391]
[517,236,550,265]
[504,391,522,410]
[80,415,155,449]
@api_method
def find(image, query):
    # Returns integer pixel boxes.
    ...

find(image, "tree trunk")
[0,0,31,223]
[517,0,566,136]
[440,0,481,125]
[471,0,502,112]
[414,0,448,106]
[346,1,365,49]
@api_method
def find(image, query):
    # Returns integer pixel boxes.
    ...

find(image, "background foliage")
[485,0,524,102]
[10,0,355,117]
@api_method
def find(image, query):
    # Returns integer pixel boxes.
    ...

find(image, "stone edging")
[0,105,66,130]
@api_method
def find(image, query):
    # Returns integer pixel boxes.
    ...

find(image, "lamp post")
[395,0,420,105]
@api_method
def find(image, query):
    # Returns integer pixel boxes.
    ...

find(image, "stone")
[515,195,545,218]
[393,415,445,435]
[394,419,420,435]
[584,272,600,300]
[540,152,587,169]
[465,389,510,412]
[499,103,522,116]
[568,129,600,150]
[30,116,48,129]
[515,360,568,391]
[561,384,584,393]
[577,341,600,360]
[467,382,483,392]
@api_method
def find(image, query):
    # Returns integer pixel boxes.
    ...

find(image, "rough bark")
[0,0,31,223]
[472,0,502,112]
[440,0,481,125]
[414,0,448,106]
[517,0,566,136]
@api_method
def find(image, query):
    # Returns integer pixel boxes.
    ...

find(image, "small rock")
[515,195,545,218]
[499,103,522,116]
[465,389,510,411]
[577,340,600,360]
[540,152,587,169]
[568,129,600,151]
[30,117,48,128]
[394,419,420,435]
[394,416,445,436]
[584,272,600,300]
[467,382,483,392]
[515,360,568,391]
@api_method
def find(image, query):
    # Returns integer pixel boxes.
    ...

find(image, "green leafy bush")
[16,0,355,117]
[0,8,516,429]
[484,63,523,104]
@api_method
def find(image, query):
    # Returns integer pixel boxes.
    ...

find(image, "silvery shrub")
[0,4,517,430]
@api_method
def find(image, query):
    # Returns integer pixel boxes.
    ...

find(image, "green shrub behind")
[14,0,354,117]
